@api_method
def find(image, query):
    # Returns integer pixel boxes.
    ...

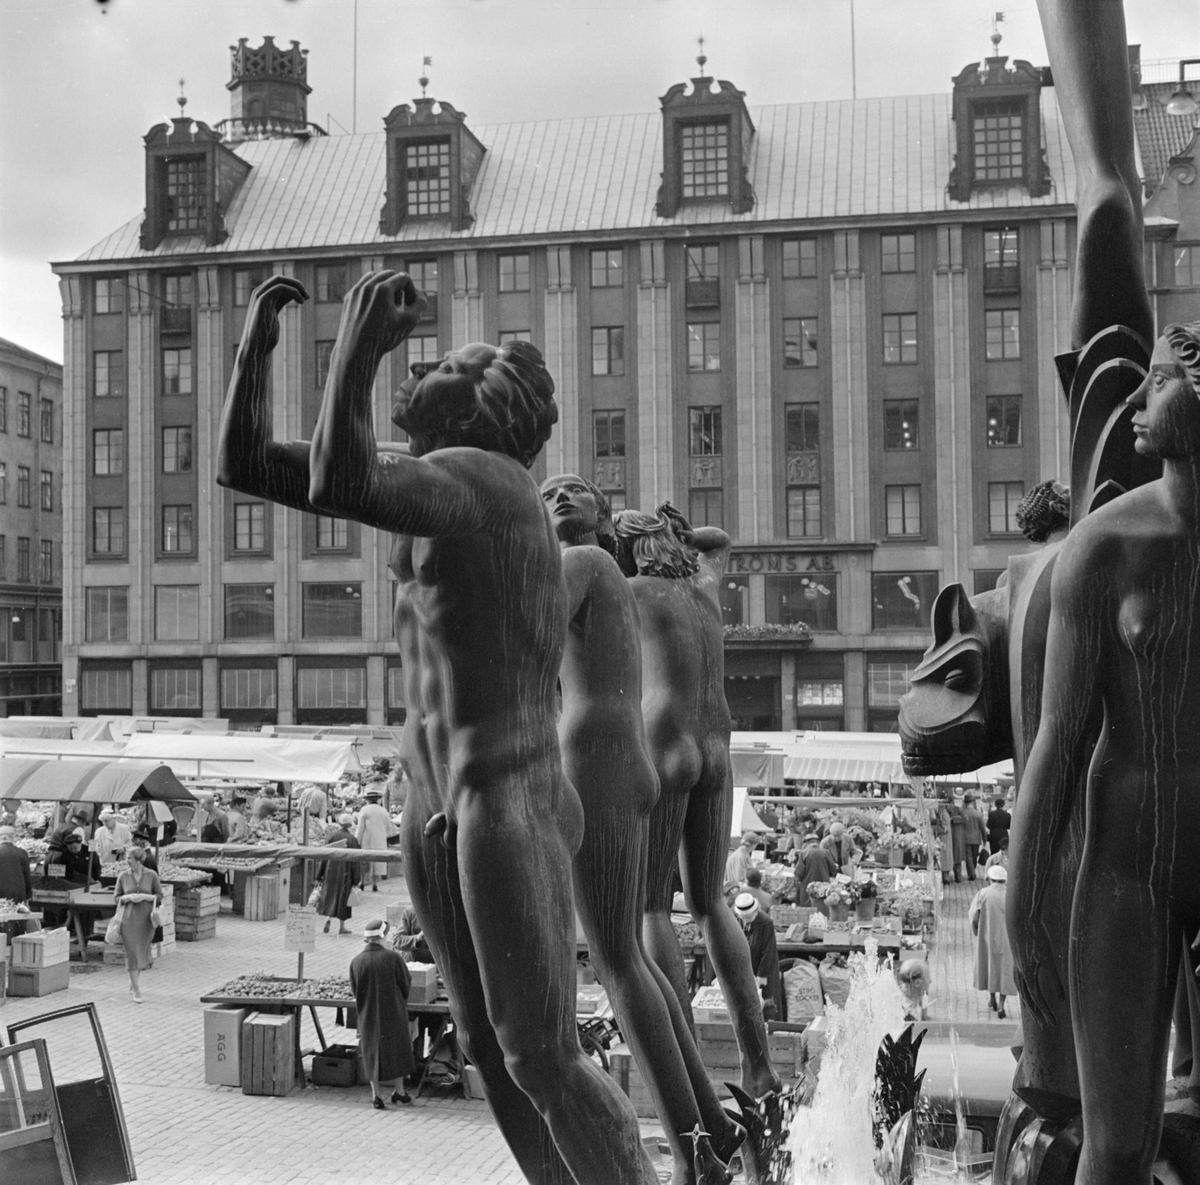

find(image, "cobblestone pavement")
[2,867,1006,1184]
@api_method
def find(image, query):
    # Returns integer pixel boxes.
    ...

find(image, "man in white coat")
[356,787,395,891]
[93,809,133,864]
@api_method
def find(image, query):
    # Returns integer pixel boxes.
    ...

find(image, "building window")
[688,405,723,525]
[408,336,441,365]
[720,576,748,626]
[592,327,625,376]
[296,666,367,710]
[233,267,268,306]
[690,406,722,457]
[0,388,6,431]
[798,679,844,708]
[315,339,335,388]
[40,399,53,443]
[885,484,922,536]
[0,535,5,577]
[1175,246,1200,287]
[40,471,53,511]
[593,409,626,509]
[233,502,266,552]
[783,318,818,368]
[94,277,125,314]
[974,569,1005,595]
[0,463,5,502]
[989,481,1025,533]
[224,583,274,639]
[93,429,124,476]
[591,249,624,288]
[17,392,30,437]
[86,587,128,642]
[867,660,920,707]
[985,309,1021,359]
[681,121,729,199]
[765,573,838,631]
[164,156,206,232]
[163,348,192,396]
[686,244,720,282]
[404,139,451,216]
[884,400,920,450]
[881,233,916,274]
[222,666,278,711]
[882,314,918,364]
[94,351,123,398]
[498,330,532,344]
[162,426,193,473]
[785,403,821,539]
[92,508,125,555]
[315,264,348,303]
[973,101,1023,181]
[164,273,193,309]
[302,583,362,638]
[81,666,132,712]
[986,395,1022,447]
[154,585,199,641]
[315,517,348,550]
[782,238,817,279]
[16,538,30,583]
[162,504,194,553]
[872,572,939,630]
[17,466,30,507]
[39,540,53,583]
[498,253,530,293]
[387,665,406,720]
[984,227,1020,291]
[151,667,201,712]
[687,323,721,371]
[786,487,822,539]
[409,258,438,294]
[688,489,724,528]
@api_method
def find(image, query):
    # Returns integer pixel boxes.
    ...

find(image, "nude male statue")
[613,506,782,1109]
[218,270,656,1185]
[540,474,745,1185]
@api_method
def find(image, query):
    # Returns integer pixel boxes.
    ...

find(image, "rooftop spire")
[990,11,1005,56]
[696,34,707,78]
[177,77,188,116]
[419,55,432,98]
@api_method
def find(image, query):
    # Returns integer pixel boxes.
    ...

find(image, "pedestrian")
[355,788,395,891]
[820,821,861,874]
[947,798,967,883]
[350,918,415,1109]
[986,795,1011,854]
[733,893,783,1021]
[984,834,1010,872]
[116,846,163,1004]
[316,813,361,935]
[961,793,988,881]
[93,809,134,864]
[968,865,1016,1018]
[794,833,838,906]
[722,830,758,896]
[740,867,775,917]
[226,796,249,841]
[932,798,953,885]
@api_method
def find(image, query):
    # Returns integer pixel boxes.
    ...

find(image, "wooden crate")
[244,875,280,922]
[176,885,221,918]
[7,961,70,997]
[176,916,217,942]
[12,929,71,969]
[241,1012,294,1096]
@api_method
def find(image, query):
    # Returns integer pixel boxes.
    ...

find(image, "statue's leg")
[456,767,658,1185]
[1035,0,1152,347]
[1070,865,1178,1185]
[644,784,695,1025]
[401,802,574,1185]
[679,748,782,1099]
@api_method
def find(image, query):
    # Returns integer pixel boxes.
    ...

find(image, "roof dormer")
[949,53,1050,202]
[379,97,485,235]
[140,113,251,250]
[656,75,755,219]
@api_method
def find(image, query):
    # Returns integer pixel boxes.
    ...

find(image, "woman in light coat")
[968,864,1017,1018]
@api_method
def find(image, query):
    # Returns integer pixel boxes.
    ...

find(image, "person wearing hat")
[93,809,134,865]
[961,793,988,881]
[43,826,98,886]
[350,918,415,1109]
[733,893,783,1021]
[794,832,838,907]
[819,821,861,875]
[968,864,1017,1018]
[355,787,395,892]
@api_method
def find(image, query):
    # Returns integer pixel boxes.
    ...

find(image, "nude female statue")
[614,506,782,1108]
[219,270,656,1185]
[541,474,745,1185]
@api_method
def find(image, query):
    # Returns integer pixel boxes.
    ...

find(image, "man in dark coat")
[733,893,783,1021]
[986,796,1011,855]
[316,814,361,935]
[350,918,415,1108]
[961,793,989,881]
[0,825,32,905]
[794,833,838,906]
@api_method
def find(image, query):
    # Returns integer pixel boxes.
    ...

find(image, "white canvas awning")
[0,757,196,803]
[729,745,787,788]
[119,734,357,783]
[730,787,772,836]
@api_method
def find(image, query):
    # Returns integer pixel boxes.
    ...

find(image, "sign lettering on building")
[728,552,837,574]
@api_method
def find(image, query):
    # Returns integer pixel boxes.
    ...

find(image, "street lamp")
[1165,59,1200,118]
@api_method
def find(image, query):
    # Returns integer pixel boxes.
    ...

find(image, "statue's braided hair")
[1015,480,1071,543]
[612,506,700,578]
[1163,321,1200,397]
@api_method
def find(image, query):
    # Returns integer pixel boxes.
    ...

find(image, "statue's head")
[393,340,557,468]
[540,473,616,555]
[1127,320,1200,460]
[1016,481,1070,543]
[612,506,700,578]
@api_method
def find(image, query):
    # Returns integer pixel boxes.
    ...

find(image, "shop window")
[222,666,278,712]
[720,575,749,626]
[80,665,132,713]
[764,572,838,632]
[974,569,1005,595]
[85,586,128,643]
[386,663,407,724]
[867,660,920,707]
[872,572,939,630]
[224,583,274,640]
[150,667,201,713]
[296,666,366,710]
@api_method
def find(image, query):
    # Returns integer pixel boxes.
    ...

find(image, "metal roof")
[72,90,1079,266]
[1133,81,1199,195]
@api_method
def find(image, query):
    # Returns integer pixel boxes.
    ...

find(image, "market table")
[31,886,119,965]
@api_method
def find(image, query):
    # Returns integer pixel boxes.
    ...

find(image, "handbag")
[308,884,322,907]
[149,905,164,928]
[347,885,366,908]
[105,903,126,945]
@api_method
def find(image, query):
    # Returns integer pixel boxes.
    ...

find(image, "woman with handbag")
[115,846,162,1004]
[316,813,361,935]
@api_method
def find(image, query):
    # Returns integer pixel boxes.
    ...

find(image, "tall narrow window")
[408,258,439,321]
[16,538,30,583]
[162,426,193,473]
[689,405,723,528]
[315,264,347,303]
[233,267,268,306]
[782,238,817,279]
[989,481,1025,533]
[785,404,821,539]
[40,471,53,511]
[162,504,194,553]
[92,508,125,555]
[884,400,920,450]
[315,340,335,388]
[0,387,6,431]
[984,228,1020,291]
[163,348,192,395]
[234,502,266,551]
[17,393,30,437]
[687,323,721,371]
[0,536,5,578]
[94,351,123,398]
[316,517,348,550]
[986,395,1022,447]
[885,484,922,536]
[17,467,30,507]
[973,102,1024,181]
[591,249,624,288]
[591,327,625,376]
[882,314,918,364]
[93,429,125,476]
[404,140,451,215]
[94,277,125,314]
[593,409,626,511]
[165,156,206,232]
[881,234,916,274]
[498,254,531,293]
[681,122,729,198]
[40,540,53,584]
[0,462,5,503]
[783,318,818,368]
[40,399,53,443]
[985,310,1021,359]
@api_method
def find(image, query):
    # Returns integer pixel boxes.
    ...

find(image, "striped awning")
[0,757,196,803]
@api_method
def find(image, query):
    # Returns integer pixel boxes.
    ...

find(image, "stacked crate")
[8,929,71,997]
[176,884,220,941]
[244,875,280,922]
[158,885,176,952]
[240,1012,294,1096]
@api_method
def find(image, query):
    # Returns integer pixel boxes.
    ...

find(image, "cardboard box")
[241,1012,294,1097]
[407,962,438,1004]
[205,1006,247,1086]
[7,960,70,997]
[12,929,71,968]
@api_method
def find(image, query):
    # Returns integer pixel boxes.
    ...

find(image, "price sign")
[284,904,317,954]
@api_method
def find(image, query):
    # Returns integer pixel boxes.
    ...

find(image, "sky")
[1,0,1196,364]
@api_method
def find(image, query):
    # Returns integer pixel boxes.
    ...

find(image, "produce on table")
[31,875,77,894]
[210,973,353,1001]
[0,898,32,914]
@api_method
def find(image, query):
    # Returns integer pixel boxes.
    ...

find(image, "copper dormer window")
[681,122,729,199]
[165,157,206,232]
[972,101,1024,181]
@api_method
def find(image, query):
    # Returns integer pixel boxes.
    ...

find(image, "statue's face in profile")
[1128,337,1200,459]
[394,343,499,455]
[540,474,600,542]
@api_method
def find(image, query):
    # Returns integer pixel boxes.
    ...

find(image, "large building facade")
[52,38,1200,730]
[0,337,63,716]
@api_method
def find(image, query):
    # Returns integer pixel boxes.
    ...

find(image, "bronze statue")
[220,271,657,1185]
[541,474,744,1185]
[614,506,783,1112]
